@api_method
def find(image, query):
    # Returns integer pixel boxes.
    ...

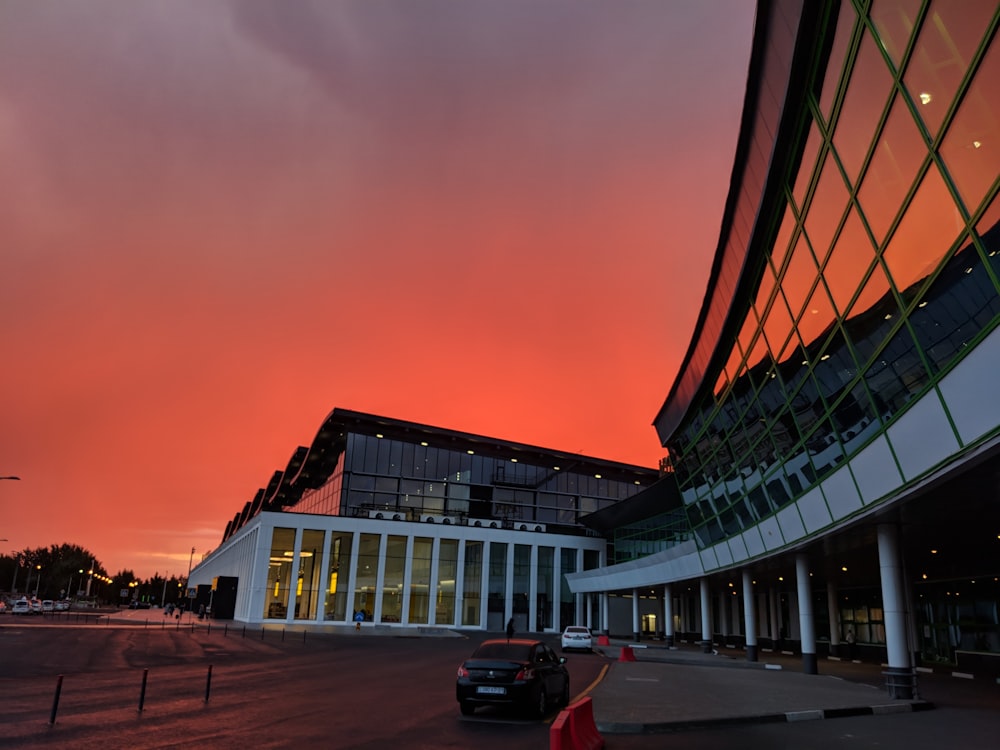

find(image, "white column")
[700,578,712,653]
[742,569,757,661]
[285,527,303,623]
[795,553,817,674]
[346,531,361,624]
[553,547,562,631]
[827,582,841,656]
[663,583,674,646]
[528,545,538,633]
[505,542,514,626]
[878,523,915,698]
[585,593,593,630]
[316,530,331,623]
[601,592,609,634]
[575,549,585,626]
[632,588,641,641]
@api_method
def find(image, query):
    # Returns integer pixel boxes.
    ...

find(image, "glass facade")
[666,0,999,549]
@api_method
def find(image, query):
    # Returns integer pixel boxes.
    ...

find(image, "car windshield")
[471,642,532,661]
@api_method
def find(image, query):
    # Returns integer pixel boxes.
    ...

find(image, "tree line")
[1,543,188,606]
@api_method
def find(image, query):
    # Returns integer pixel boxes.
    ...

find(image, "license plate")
[476,686,506,695]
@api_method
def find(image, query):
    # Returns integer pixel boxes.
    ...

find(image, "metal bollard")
[49,675,64,725]
[204,665,213,703]
[138,668,149,713]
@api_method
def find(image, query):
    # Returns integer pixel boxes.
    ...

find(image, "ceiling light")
[376,434,383,439]
[594,474,602,479]
[919,92,932,105]
[420,441,428,447]
[973,140,981,149]
[467,450,474,455]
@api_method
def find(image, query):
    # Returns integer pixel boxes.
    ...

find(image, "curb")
[596,699,935,734]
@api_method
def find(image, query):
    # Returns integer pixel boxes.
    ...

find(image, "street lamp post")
[34,564,41,598]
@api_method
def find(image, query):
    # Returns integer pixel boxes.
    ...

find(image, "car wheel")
[534,687,548,718]
[459,701,475,716]
[560,680,571,708]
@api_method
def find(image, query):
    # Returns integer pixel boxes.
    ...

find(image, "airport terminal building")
[191,0,998,697]
[566,0,1000,696]
[188,409,656,633]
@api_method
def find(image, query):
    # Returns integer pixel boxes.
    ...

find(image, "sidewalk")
[588,640,933,734]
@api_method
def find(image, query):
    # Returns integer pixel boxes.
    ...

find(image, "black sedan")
[456,638,570,717]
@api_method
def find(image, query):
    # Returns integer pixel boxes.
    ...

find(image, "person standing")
[846,627,856,660]
[506,617,515,640]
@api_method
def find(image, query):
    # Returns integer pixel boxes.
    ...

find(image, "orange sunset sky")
[0,1,756,579]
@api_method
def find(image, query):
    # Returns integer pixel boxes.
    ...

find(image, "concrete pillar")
[700,579,713,653]
[769,586,779,646]
[743,569,757,662]
[601,592,609,635]
[878,523,915,698]
[632,588,641,642]
[663,583,675,647]
[827,582,841,657]
[796,554,817,674]
[585,593,593,630]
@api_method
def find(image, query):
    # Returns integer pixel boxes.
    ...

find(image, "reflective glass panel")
[903,0,997,139]
[882,162,962,296]
[824,206,877,316]
[437,539,458,626]
[782,232,820,323]
[799,280,838,350]
[862,325,929,420]
[870,0,922,70]
[939,37,1000,214]
[805,151,851,265]
[846,262,899,367]
[294,529,324,621]
[381,535,406,623]
[819,1,858,122]
[325,531,353,621]
[462,541,483,627]
[833,32,895,185]
[977,191,1000,279]
[352,533,380,622]
[858,93,928,245]
[793,124,823,208]
[264,527,296,620]
[408,537,432,624]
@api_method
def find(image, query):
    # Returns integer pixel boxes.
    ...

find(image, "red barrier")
[569,697,605,750]
[549,708,573,749]
[596,634,610,646]
[618,645,636,662]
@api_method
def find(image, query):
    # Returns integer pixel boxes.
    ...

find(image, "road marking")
[625,677,659,682]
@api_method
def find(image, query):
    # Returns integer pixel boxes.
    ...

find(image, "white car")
[12,598,31,615]
[561,625,593,652]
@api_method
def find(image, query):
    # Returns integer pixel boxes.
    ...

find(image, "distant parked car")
[456,638,570,717]
[560,625,593,652]
[54,600,70,611]
[41,600,55,613]
[29,599,43,614]
[12,599,31,615]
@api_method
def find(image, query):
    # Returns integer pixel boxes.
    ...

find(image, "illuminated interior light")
[510,458,517,463]
[841,566,847,572]
[965,267,973,274]
[919,92,932,105]
[801,360,809,366]
[778,576,784,582]
[420,441,428,446]
[466,450,474,455]
[973,140,981,149]
[376,433,384,439]
[820,354,830,361]
[918,301,928,308]
[922,573,927,579]
[634,480,640,485]
[931,549,938,554]
[553,466,560,471]
[884,313,892,320]
[594,474,602,479]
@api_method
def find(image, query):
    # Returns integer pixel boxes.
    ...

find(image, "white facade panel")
[848,434,901,505]
[796,486,832,534]
[888,391,960,482]
[938,324,1000,446]
[742,527,766,558]
[776,505,806,544]
[821,464,863,521]
[758,515,784,551]
[727,534,749,563]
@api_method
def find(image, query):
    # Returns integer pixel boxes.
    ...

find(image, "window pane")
[819,1,858,122]
[858,93,928,245]
[882,162,963,295]
[870,0,922,71]
[805,151,851,265]
[939,38,1000,214]
[834,32,895,185]
[781,232,820,322]
[903,0,997,139]
[825,207,878,316]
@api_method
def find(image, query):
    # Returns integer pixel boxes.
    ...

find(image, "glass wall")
[462,541,483,627]
[353,533,380,621]
[409,537,433,624]
[294,529,324,620]
[559,549,577,630]
[536,547,554,630]
[436,539,458,625]
[381,535,406,622]
[264,527,295,619]
[668,0,1000,547]
[325,531,352,621]
[513,544,531,631]
[488,542,508,631]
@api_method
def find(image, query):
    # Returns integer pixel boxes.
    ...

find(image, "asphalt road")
[3,614,998,749]
[0,614,606,749]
